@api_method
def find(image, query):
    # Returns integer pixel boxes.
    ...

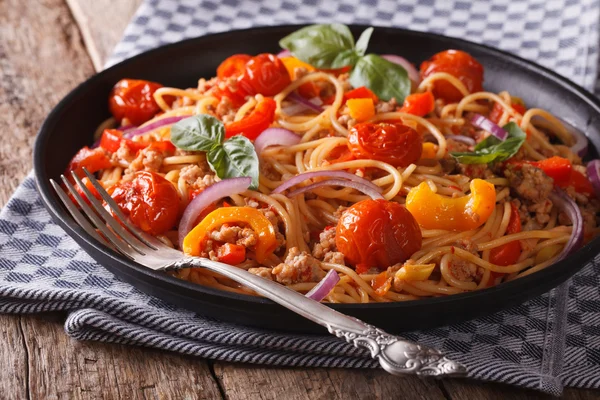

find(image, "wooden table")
[1,1,598,398]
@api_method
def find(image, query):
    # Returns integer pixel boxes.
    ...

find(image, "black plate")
[34,25,600,333]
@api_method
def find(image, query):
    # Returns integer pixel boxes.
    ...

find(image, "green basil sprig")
[279,24,410,102]
[170,115,259,189]
[451,122,526,164]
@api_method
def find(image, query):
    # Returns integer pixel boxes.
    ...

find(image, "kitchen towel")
[1,0,600,395]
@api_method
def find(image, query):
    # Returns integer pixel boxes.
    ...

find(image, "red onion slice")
[470,113,508,141]
[277,49,291,58]
[548,187,584,260]
[569,128,589,157]
[178,177,251,247]
[381,54,420,83]
[286,179,384,200]
[273,170,381,194]
[305,269,340,301]
[449,135,476,146]
[123,116,189,139]
[254,128,301,155]
[287,92,323,113]
[586,160,600,198]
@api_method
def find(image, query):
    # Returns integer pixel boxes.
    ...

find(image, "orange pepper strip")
[420,142,438,160]
[183,207,277,263]
[346,98,375,122]
[405,179,496,231]
[280,57,318,98]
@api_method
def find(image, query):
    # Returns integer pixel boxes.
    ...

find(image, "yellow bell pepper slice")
[406,179,496,231]
[280,56,315,79]
[420,143,438,160]
[346,98,375,122]
[395,263,436,281]
[183,207,277,263]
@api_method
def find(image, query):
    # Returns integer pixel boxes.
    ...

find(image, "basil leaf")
[349,54,411,102]
[207,136,259,189]
[170,114,224,152]
[354,27,373,56]
[279,23,358,69]
[451,122,526,164]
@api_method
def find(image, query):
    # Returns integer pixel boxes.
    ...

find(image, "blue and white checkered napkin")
[1,0,600,395]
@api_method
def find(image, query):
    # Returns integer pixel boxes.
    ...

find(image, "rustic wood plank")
[213,363,447,400]
[21,313,223,399]
[441,378,556,400]
[0,315,28,399]
[66,0,144,71]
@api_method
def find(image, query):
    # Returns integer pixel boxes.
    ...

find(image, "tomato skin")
[335,199,422,270]
[217,54,251,79]
[420,50,484,103]
[343,87,378,103]
[108,79,170,126]
[66,146,112,178]
[348,122,422,167]
[224,98,276,139]
[99,129,148,153]
[238,53,291,97]
[111,171,179,235]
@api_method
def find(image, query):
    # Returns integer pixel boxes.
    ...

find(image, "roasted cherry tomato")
[108,79,172,126]
[111,171,179,235]
[348,122,422,167]
[238,53,291,97]
[66,146,112,178]
[335,199,422,270]
[225,98,276,139]
[420,50,484,103]
[217,54,252,79]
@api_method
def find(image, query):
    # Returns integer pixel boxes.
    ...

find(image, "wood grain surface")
[1,0,598,398]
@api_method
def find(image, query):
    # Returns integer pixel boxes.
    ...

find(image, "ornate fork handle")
[168,257,467,377]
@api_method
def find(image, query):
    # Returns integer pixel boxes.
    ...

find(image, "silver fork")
[50,168,467,378]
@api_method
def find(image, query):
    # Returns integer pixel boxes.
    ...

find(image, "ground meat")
[446,138,470,153]
[126,147,165,173]
[197,77,217,94]
[439,139,471,174]
[216,96,236,123]
[457,163,494,179]
[294,67,309,79]
[272,247,326,284]
[248,267,273,281]
[505,164,553,203]
[375,98,398,113]
[179,164,215,191]
[111,141,137,164]
[260,162,280,181]
[452,239,478,254]
[323,251,345,265]
[260,209,286,251]
[333,206,348,220]
[439,156,458,174]
[312,227,337,259]
[450,258,480,282]
[337,114,356,129]
[207,225,258,248]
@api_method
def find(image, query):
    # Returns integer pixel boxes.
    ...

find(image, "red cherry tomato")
[348,122,423,167]
[66,146,112,178]
[108,79,172,126]
[420,50,484,103]
[238,53,291,97]
[336,199,422,270]
[111,171,179,235]
[217,54,252,79]
[99,129,147,153]
[224,98,276,140]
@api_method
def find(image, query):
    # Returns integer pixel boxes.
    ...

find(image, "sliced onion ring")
[277,49,291,58]
[254,128,301,155]
[586,160,600,198]
[449,135,476,146]
[273,170,382,194]
[286,179,384,200]
[178,177,251,247]
[548,187,584,261]
[287,92,323,113]
[380,55,420,83]
[123,116,189,139]
[470,113,508,141]
[305,269,340,301]
[569,128,589,157]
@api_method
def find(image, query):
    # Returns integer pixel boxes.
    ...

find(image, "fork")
[50,168,467,378]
